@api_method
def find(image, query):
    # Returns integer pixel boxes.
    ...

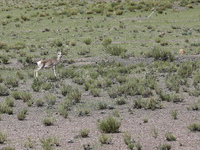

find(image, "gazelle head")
[57,51,62,60]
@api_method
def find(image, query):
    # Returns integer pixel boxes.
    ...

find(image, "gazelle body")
[34,51,62,77]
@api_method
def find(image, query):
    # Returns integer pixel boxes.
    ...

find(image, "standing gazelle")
[34,51,62,77]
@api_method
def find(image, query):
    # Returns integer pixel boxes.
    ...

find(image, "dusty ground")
[1,54,200,150]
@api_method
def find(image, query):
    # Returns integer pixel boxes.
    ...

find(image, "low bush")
[188,123,200,132]
[105,45,127,56]
[0,84,9,96]
[146,47,174,61]
[165,132,176,141]
[98,116,121,133]
[17,109,28,120]
[99,134,112,144]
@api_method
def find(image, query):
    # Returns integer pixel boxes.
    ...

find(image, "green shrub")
[105,45,127,56]
[61,85,73,96]
[4,77,19,88]
[83,38,92,45]
[42,116,55,126]
[68,89,81,103]
[165,75,180,92]
[102,38,112,46]
[31,79,42,92]
[89,88,101,97]
[0,103,13,115]
[165,132,176,141]
[178,62,193,78]
[146,47,174,61]
[35,99,45,107]
[0,84,9,96]
[0,130,7,144]
[20,92,32,102]
[1,55,9,64]
[98,116,121,133]
[123,132,135,150]
[5,97,14,107]
[115,9,123,15]
[40,137,56,150]
[116,97,126,105]
[99,134,112,144]
[188,123,200,132]
[17,109,28,120]
[11,91,21,99]
[45,94,56,106]
[0,42,7,49]
[157,143,171,150]
[170,110,178,120]
[42,82,51,91]
[79,129,90,138]
[98,102,107,110]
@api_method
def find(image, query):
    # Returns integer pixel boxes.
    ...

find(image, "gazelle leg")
[53,66,56,76]
[34,66,43,77]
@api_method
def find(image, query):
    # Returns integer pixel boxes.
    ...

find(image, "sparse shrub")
[157,143,171,150]
[12,42,26,50]
[89,88,101,97]
[42,116,55,126]
[35,99,45,107]
[11,91,21,100]
[165,75,180,92]
[143,117,148,123]
[20,92,32,102]
[188,123,200,132]
[178,62,193,78]
[0,42,7,49]
[113,109,120,117]
[16,71,24,80]
[4,77,19,88]
[79,129,90,138]
[98,102,107,110]
[5,97,14,107]
[151,127,158,139]
[0,103,13,115]
[115,9,123,15]
[123,132,135,150]
[99,134,112,144]
[31,79,42,92]
[0,130,7,144]
[102,38,112,46]
[77,49,90,56]
[190,100,200,110]
[146,47,174,61]
[98,116,121,133]
[105,45,127,56]
[70,40,77,46]
[84,38,92,45]
[170,93,183,103]
[68,89,81,103]
[21,15,30,21]
[0,84,9,96]
[170,110,178,120]
[165,132,176,141]
[40,137,56,150]
[42,82,51,91]
[58,104,69,118]
[1,55,9,64]
[77,108,90,117]
[24,137,36,149]
[116,97,126,105]
[17,109,28,120]
[45,94,56,106]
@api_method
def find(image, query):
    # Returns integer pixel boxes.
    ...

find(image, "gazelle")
[34,51,62,77]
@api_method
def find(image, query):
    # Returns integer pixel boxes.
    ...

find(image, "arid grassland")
[0,0,200,149]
